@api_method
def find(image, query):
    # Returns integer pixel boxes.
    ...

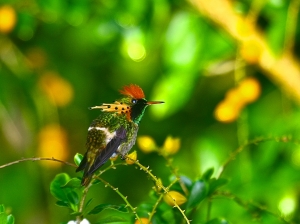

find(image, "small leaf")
[74,153,83,166]
[50,173,71,202]
[202,168,214,181]
[0,213,7,224]
[84,198,94,210]
[179,176,193,190]
[67,191,79,205]
[208,178,229,195]
[206,217,231,224]
[70,211,82,216]
[61,178,81,189]
[55,201,70,208]
[7,214,15,224]
[95,216,128,223]
[88,204,128,215]
[91,179,101,185]
[0,205,7,224]
[186,180,208,208]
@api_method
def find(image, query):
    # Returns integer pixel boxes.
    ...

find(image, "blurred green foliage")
[1,0,300,223]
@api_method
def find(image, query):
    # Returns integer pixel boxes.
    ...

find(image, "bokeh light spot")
[278,195,296,216]
[127,42,146,62]
[0,5,16,33]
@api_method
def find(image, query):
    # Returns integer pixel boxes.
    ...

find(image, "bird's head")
[90,84,164,124]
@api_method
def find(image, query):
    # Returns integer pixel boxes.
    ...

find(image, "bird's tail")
[81,175,92,187]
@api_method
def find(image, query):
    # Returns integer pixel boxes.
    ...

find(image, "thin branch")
[216,191,292,224]
[131,157,190,224]
[0,157,76,169]
[95,176,142,223]
[160,153,189,196]
[148,177,178,222]
[217,135,299,178]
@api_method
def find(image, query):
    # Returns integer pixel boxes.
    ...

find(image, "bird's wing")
[86,126,126,176]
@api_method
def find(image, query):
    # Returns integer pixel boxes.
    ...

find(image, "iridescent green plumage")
[76,84,164,186]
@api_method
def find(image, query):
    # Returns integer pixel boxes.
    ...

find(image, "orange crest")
[119,84,145,99]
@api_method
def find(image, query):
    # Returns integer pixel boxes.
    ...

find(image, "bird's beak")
[146,101,164,105]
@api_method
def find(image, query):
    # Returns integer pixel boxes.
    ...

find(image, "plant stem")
[95,176,142,223]
[0,157,76,169]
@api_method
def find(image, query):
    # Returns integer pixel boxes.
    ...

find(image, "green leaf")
[0,205,7,224]
[206,217,231,224]
[95,216,129,223]
[70,211,82,216]
[67,191,79,205]
[74,153,83,166]
[159,203,176,224]
[84,198,94,210]
[6,215,15,224]
[202,168,214,181]
[61,178,82,189]
[88,204,128,215]
[55,200,70,208]
[179,176,193,189]
[50,173,71,202]
[208,178,229,195]
[186,180,208,208]
[0,213,7,224]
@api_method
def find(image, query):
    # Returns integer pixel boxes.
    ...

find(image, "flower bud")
[134,218,151,224]
[126,151,137,165]
[163,191,187,206]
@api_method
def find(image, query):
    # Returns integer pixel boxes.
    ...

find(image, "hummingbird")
[76,84,164,186]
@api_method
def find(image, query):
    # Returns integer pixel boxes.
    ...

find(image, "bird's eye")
[132,99,137,104]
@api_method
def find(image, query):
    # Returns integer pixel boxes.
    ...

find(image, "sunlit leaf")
[6,215,15,224]
[88,204,128,215]
[0,207,7,224]
[74,153,83,166]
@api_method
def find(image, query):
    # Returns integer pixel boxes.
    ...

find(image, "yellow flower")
[134,218,151,224]
[237,77,261,103]
[38,124,69,167]
[39,71,74,107]
[126,150,137,165]
[214,100,241,123]
[137,136,157,153]
[163,191,187,206]
[0,5,16,33]
[162,136,180,156]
